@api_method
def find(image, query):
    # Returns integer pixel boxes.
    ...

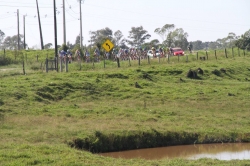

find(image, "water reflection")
[99,143,250,160]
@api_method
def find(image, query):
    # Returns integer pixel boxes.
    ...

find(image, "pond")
[99,143,250,160]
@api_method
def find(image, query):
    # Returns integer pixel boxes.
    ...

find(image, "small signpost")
[102,39,114,67]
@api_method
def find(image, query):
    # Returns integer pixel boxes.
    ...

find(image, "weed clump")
[212,69,221,76]
[141,72,153,81]
[187,69,198,79]
[0,98,4,106]
[220,68,227,73]
[36,91,54,101]
[197,68,204,75]
[135,82,142,89]
[228,93,235,96]
[105,73,128,79]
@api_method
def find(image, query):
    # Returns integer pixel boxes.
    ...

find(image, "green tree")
[66,41,74,49]
[2,35,26,50]
[0,29,5,48]
[127,26,151,47]
[89,27,113,47]
[142,39,160,50]
[75,35,82,46]
[192,40,203,50]
[235,29,250,50]
[44,43,53,49]
[60,43,69,52]
[154,24,175,44]
[168,28,189,50]
[227,32,237,48]
[113,30,125,47]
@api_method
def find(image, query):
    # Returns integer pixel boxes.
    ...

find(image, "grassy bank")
[0,49,250,165]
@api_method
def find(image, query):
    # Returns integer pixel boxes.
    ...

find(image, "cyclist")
[151,47,156,58]
[94,48,100,62]
[67,49,73,63]
[75,49,81,61]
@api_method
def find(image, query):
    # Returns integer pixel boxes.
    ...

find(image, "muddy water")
[99,143,250,160]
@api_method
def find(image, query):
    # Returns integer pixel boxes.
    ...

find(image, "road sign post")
[102,39,114,68]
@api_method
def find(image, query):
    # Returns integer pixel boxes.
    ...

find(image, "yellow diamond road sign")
[102,39,114,52]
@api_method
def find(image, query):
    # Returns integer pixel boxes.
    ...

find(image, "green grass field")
[0,49,250,165]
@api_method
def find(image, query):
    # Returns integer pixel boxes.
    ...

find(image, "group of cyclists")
[58,46,178,63]
[59,49,73,63]
[111,46,174,61]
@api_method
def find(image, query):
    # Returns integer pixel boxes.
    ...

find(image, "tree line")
[0,25,249,51]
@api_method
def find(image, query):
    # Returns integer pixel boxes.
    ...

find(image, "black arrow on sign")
[106,43,110,49]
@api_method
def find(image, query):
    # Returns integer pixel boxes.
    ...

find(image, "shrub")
[0,55,12,65]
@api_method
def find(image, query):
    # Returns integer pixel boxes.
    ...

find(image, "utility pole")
[54,0,58,71]
[36,0,44,49]
[23,15,26,50]
[63,0,66,45]
[17,9,20,50]
[79,0,83,49]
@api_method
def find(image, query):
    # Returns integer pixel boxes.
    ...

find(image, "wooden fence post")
[103,55,106,68]
[117,57,120,68]
[168,54,170,63]
[196,52,198,60]
[46,58,48,73]
[215,50,217,60]
[60,58,63,72]
[3,49,5,59]
[56,57,59,72]
[238,47,240,56]
[25,54,27,63]
[129,57,131,66]
[206,51,208,60]
[65,57,68,72]
[147,56,150,64]
[244,49,246,56]
[23,61,25,75]
[54,57,57,71]
[225,48,228,58]
[138,56,141,66]
[186,54,188,62]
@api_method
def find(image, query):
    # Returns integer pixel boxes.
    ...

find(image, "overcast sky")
[0,0,249,49]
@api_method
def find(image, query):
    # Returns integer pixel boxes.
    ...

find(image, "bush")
[0,55,12,65]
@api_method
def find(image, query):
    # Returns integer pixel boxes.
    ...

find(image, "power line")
[26,19,77,25]
[79,13,246,33]
[0,14,15,19]
[0,4,52,8]
[1,25,16,31]
[0,0,49,5]
[65,0,79,14]
[83,3,250,27]
[65,9,79,20]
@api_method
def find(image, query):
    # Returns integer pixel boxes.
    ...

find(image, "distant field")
[0,49,250,165]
